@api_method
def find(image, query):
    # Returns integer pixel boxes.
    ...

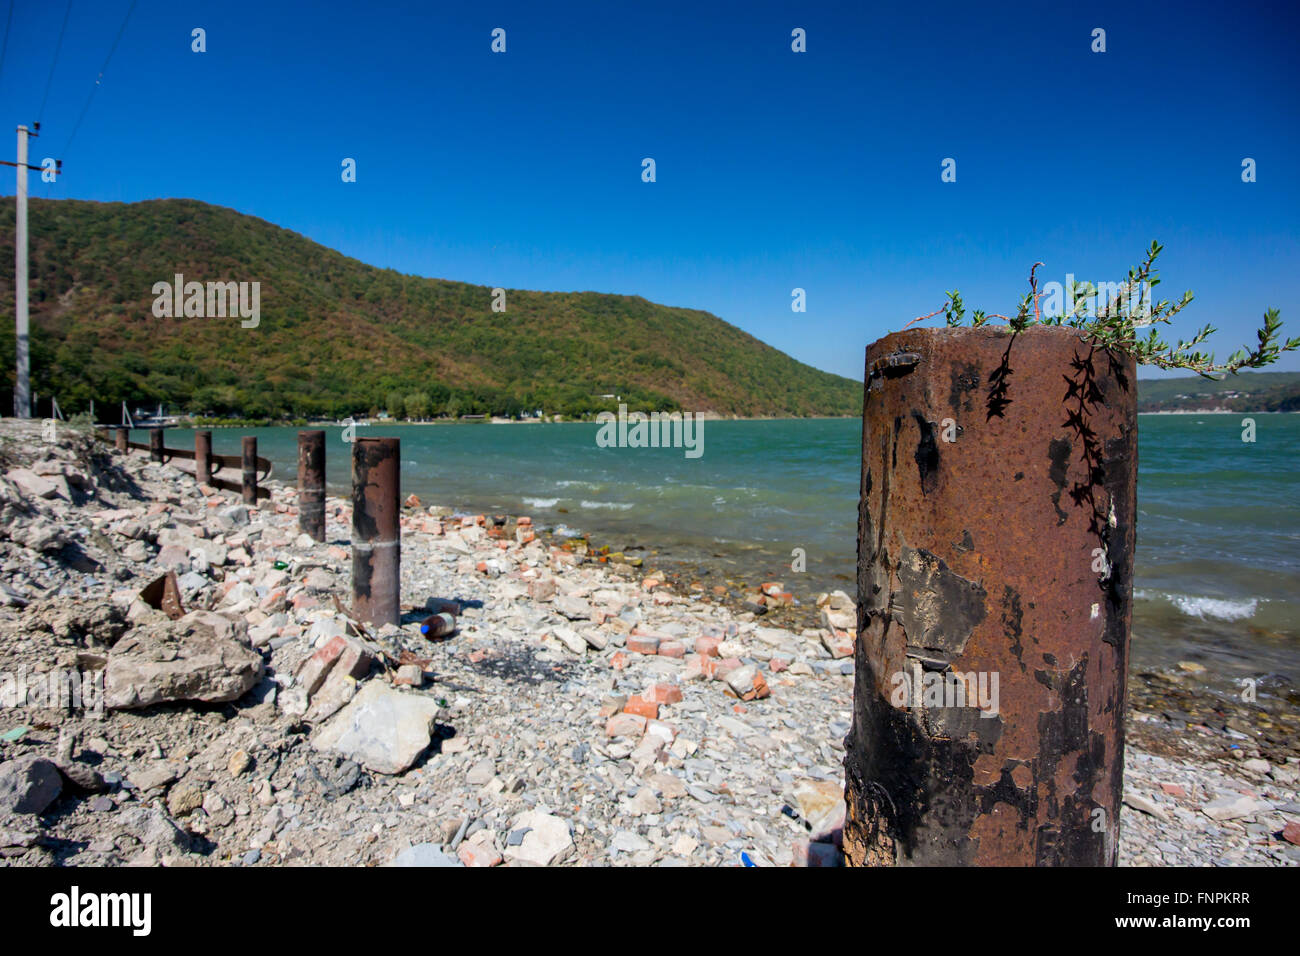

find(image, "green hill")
[0,197,862,421]
[1136,371,1300,412]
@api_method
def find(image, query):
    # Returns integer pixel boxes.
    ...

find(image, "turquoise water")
[167,414,1299,679]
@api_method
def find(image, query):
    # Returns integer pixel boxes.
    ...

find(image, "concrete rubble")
[0,419,1296,867]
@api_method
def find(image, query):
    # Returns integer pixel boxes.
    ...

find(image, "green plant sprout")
[907,242,1299,379]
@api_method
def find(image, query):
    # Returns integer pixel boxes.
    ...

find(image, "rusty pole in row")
[843,326,1137,867]
[115,427,128,453]
[195,430,212,485]
[149,427,164,462]
[241,437,258,504]
[351,436,400,627]
[298,430,326,542]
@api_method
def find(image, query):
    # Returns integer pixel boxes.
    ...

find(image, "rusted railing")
[99,426,273,501]
[99,424,408,631]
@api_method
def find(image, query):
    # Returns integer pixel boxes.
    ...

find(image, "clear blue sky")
[2,0,1297,380]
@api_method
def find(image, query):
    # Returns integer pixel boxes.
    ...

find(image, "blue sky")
[2,0,1297,380]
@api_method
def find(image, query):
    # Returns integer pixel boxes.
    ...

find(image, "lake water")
[168,414,1299,683]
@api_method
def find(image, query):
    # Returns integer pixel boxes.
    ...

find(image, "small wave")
[1139,590,1260,621]
[1172,595,1258,621]
[522,497,559,508]
[580,500,635,511]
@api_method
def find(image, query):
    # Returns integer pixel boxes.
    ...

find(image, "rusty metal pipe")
[241,436,258,505]
[298,430,326,542]
[351,437,400,626]
[115,428,128,453]
[195,430,212,485]
[149,428,164,462]
[844,326,1137,867]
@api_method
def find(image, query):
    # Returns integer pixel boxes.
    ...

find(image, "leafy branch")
[910,242,1299,379]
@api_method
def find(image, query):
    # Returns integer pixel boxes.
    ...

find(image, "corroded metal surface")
[115,428,128,453]
[149,428,164,462]
[844,326,1137,866]
[195,430,212,485]
[297,430,326,542]
[351,437,400,626]
[241,436,258,505]
[139,571,185,621]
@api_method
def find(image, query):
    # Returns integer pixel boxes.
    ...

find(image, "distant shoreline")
[1138,409,1298,415]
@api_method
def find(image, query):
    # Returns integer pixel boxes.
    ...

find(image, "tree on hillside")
[405,392,429,420]
[386,391,405,420]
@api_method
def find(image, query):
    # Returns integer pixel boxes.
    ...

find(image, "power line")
[62,0,137,158]
[38,0,74,121]
[0,0,14,86]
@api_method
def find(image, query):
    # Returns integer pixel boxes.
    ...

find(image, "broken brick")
[646,683,683,705]
[623,695,660,720]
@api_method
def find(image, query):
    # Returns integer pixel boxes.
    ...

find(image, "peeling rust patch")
[911,411,940,496]
[948,361,981,413]
[897,547,986,659]
[1047,437,1072,526]
[1001,585,1025,672]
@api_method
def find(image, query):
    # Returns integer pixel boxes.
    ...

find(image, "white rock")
[551,626,588,655]
[1123,791,1170,822]
[722,665,758,696]
[503,810,572,866]
[1202,793,1261,821]
[5,468,60,499]
[312,681,442,775]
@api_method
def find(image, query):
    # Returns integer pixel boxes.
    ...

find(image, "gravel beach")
[0,420,1295,867]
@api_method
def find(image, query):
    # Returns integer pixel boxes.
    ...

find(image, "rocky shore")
[0,419,1295,866]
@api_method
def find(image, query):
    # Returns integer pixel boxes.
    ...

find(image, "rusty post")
[298,430,326,542]
[843,326,1137,867]
[115,428,128,453]
[241,436,258,505]
[351,437,400,627]
[195,430,212,485]
[149,427,164,462]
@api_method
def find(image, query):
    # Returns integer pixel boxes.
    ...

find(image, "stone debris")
[502,810,572,866]
[0,757,63,817]
[105,618,264,710]
[0,419,1294,868]
[388,843,461,867]
[312,681,442,775]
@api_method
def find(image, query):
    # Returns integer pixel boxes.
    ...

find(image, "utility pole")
[3,123,60,419]
[13,124,30,419]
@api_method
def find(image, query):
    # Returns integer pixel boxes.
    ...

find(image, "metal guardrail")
[97,427,273,501]
[123,440,273,481]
